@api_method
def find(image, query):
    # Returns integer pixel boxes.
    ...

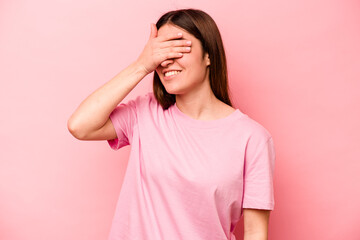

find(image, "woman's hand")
[136,23,192,75]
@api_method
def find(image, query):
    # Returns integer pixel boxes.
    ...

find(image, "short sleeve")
[242,136,276,211]
[107,97,138,150]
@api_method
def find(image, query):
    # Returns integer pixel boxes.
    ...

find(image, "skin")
[243,209,271,240]
[155,23,236,121]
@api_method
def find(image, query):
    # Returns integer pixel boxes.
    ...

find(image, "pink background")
[1,0,359,239]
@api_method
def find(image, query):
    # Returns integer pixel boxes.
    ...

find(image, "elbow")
[67,119,85,140]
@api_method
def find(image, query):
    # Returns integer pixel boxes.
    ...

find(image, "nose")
[161,59,175,68]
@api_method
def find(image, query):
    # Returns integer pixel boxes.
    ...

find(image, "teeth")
[165,71,181,77]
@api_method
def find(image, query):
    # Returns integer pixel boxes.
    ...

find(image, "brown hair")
[152,8,233,109]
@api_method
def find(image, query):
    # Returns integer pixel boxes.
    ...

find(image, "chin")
[164,89,180,95]
[164,86,189,95]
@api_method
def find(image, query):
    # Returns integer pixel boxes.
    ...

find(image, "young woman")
[68,8,275,240]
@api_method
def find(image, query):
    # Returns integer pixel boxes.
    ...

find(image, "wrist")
[132,60,150,76]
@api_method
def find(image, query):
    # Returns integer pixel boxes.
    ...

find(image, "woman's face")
[155,23,210,95]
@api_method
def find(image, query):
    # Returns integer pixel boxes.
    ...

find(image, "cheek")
[181,55,204,73]
[177,52,195,66]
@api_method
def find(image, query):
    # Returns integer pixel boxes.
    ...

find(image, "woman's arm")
[67,61,146,139]
[243,209,271,240]
[67,23,191,139]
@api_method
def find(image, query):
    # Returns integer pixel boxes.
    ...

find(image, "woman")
[68,8,275,240]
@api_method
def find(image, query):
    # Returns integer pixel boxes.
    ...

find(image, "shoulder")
[126,91,155,107]
[140,91,156,103]
[237,113,272,144]
[125,92,161,117]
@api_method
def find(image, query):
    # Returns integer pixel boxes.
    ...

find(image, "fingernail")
[178,33,183,36]
[186,41,191,45]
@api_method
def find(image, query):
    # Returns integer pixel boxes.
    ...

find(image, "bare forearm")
[243,209,270,240]
[67,61,147,137]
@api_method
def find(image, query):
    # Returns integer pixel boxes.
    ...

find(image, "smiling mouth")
[164,70,182,77]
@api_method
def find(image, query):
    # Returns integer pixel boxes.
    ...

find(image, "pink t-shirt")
[107,92,275,240]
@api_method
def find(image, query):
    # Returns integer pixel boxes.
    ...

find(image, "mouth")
[164,70,182,80]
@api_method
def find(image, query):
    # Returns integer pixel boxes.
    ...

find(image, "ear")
[205,53,210,66]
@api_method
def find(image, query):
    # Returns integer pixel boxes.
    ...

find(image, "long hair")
[153,8,233,109]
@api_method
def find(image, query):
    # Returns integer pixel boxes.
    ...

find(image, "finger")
[157,46,190,62]
[163,52,184,60]
[149,23,157,39]
[160,39,192,49]
[165,46,191,54]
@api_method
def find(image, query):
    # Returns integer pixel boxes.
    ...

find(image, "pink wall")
[1,0,359,239]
